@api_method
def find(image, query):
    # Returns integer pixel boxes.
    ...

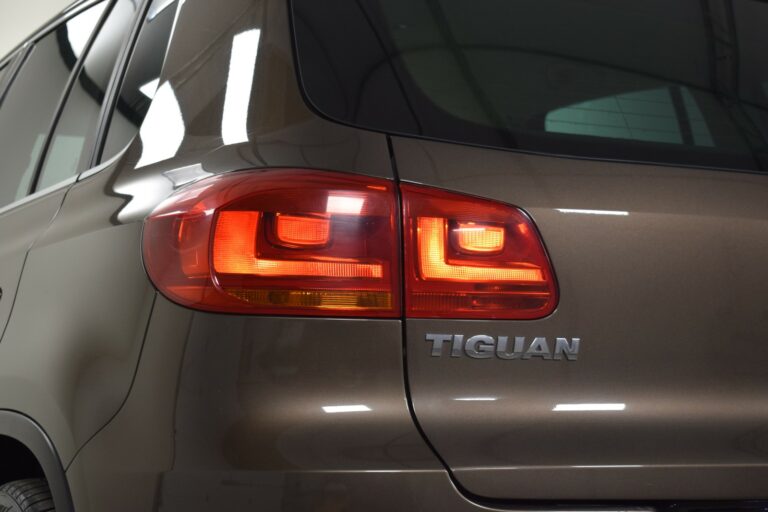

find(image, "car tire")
[0,479,54,512]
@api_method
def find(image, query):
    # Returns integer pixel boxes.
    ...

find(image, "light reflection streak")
[222,29,261,145]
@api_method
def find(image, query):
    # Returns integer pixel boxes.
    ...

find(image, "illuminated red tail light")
[143,169,400,317]
[401,184,558,319]
[143,169,557,319]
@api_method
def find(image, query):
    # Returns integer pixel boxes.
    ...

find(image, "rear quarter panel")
[395,136,768,500]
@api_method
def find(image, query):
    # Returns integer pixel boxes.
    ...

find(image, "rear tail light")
[274,214,330,247]
[452,221,506,254]
[143,169,400,317]
[401,184,557,319]
[143,169,557,319]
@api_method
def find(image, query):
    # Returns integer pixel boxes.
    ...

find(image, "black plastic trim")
[0,45,31,110]
[28,0,114,195]
[0,0,104,63]
[0,410,74,512]
[89,0,155,168]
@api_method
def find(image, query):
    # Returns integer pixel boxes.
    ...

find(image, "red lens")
[401,184,558,319]
[143,169,400,317]
[452,221,505,254]
[274,214,331,248]
[144,169,557,320]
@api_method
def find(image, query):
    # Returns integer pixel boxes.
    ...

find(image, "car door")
[0,1,107,340]
[291,0,768,501]
[0,0,176,470]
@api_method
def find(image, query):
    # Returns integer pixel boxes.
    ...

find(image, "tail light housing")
[143,169,557,319]
[401,184,557,319]
[143,169,400,317]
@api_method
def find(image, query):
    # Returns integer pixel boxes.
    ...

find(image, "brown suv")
[0,0,767,510]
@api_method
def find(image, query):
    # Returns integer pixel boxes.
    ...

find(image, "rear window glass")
[291,0,768,172]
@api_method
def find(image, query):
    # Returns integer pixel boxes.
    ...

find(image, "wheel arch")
[0,410,73,512]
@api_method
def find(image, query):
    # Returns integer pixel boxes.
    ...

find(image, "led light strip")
[213,211,383,278]
[418,217,543,282]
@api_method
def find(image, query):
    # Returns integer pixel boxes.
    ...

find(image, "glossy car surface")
[0,0,766,510]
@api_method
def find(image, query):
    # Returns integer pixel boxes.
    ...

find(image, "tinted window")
[0,2,105,207]
[100,0,177,162]
[292,0,768,172]
[37,0,141,190]
[0,53,18,99]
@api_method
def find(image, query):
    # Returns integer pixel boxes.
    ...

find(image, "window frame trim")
[0,0,157,217]
[0,175,77,218]
[0,0,106,60]
[88,0,156,170]
[0,0,111,212]
[34,0,157,193]
[0,0,108,111]
[0,0,157,216]
[0,46,30,109]
[27,0,116,196]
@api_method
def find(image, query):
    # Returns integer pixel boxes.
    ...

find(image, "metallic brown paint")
[0,0,765,509]
[395,136,768,499]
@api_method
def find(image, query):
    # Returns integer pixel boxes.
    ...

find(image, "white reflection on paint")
[221,29,261,145]
[453,397,498,402]
[139,78,160,99]
[161,163,213,187]
[114,163,210,223]
[556,209,629,216]
[136,82,185,168]
[572,465,642,469]
[67,3,106,58]
[322,405,372,414]
[553,403,626,412]
[326,195,365,215]
[167,0,186,47]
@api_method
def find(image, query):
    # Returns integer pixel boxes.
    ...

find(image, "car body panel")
[0,159,156,464]
[0,187,68,342]
[66,298,441,512]
[142,0,393,181]
[0,0,766,508]
[0,0,395,469]
[393,136,768,499]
